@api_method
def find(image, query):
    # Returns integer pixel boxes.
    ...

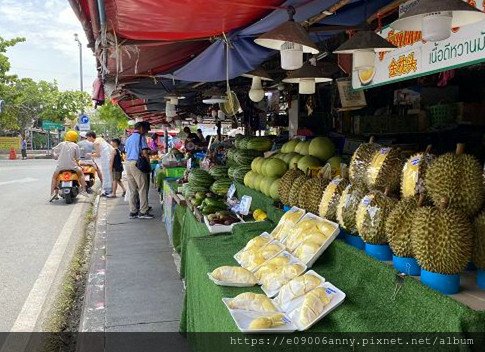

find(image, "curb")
[78,194,107,333]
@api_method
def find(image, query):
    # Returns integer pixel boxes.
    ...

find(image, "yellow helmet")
[65,130,79,142]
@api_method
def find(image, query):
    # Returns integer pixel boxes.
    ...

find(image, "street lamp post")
[74,33,83,92]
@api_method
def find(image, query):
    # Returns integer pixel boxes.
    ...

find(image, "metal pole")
[79,41,83,92]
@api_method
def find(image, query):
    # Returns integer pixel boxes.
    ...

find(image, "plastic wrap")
[336,184,367,234]
[318,177,350,221]
[401,150,435,198]
[365,147,403,192]
[356,191,397,244]
[349,140,381,187]
[270,207,305,242]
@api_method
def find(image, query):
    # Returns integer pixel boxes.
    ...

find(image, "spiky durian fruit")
[365,147,404,193]
[288,175,310,207]
[401,147,434,198]
[349,137,381,187]
[278,169,304,205]
[425,144,484,217]
[299,177,330,214]
[319,177,350,221]
[356,191,397,244]
[472,211,485,270]
[336,184,367,234]
[411,202,472,274]
[385,197,419,257]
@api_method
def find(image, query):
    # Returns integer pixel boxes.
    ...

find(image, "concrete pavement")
[0,159,91,332]
[81,188,184,333]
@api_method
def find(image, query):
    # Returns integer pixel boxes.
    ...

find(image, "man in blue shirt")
[124,122,153,219]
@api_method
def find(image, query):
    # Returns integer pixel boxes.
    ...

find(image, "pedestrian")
[78,132,103,183]
[196,129,204,142]
[21,137,27,160]
[108,138,126,198]
[86,131,115,196]
[50,130,88,201]
[124,122,153,219]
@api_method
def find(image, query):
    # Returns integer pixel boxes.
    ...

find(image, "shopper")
[86,131,115,196]
[124,122,153,219]
[108,138,126,198]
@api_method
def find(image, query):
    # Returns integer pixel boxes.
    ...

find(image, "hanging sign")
[352,1,485,89]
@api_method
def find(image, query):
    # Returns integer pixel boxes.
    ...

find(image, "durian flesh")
[365,147,403,193]
[299,287,332,327]
[319,177,350,221]
[211,266,257,285]
[249,313,285,329]
[411,206,472,274]
[336,184,367,234]
[349,141,381,187]
[228,292,277,312]
[401,152,434,198]
[277,274,322,306]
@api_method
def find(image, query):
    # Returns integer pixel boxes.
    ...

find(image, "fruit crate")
[427,103,457,126]
[162,166,186,180]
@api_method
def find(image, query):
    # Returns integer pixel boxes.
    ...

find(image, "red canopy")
[104,0,285,41]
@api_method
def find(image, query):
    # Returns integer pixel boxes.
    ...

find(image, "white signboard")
[352,1,485,89]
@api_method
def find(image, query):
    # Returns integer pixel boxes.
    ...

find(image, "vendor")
[183,127,200,143]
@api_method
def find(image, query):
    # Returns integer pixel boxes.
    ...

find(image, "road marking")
[0,200,84,352]
[0,178,38,186]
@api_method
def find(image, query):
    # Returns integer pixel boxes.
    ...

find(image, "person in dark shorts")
[108,138,126,198]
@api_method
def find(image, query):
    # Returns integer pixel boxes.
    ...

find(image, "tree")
[90,101,129,138]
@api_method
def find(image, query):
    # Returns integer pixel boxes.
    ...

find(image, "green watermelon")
[188,169,214,188]
[281,139,300,153]
[309,137,336,161]
[233,166,252,183]
[297,155,322,173]
[244,171,256,188]
[246,137,273,152]
[208,166,229,179]
[260,177,277,196]
[210,178,233,196]
[269,179,281,201]
[253,174,265,191]
[263,158,287,178]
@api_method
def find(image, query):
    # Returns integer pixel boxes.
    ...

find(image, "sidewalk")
[81,188,184,333]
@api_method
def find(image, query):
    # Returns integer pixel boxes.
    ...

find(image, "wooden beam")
[304,0,350,28]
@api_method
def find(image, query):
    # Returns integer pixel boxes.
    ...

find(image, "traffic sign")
[42,120,63,130]
[79,114,89,124]
[78,114,91,131]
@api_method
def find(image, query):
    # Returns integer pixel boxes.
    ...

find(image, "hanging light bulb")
[248,77,265,102]
[391,0,485,42]
[211,109,218,118]
[217,110,226,120]
[165,102,177,118]
[254,6,318,70]
[299,78,316,95]
[282,60,334,95]
[334,31,396,71]
[170,97,178,105]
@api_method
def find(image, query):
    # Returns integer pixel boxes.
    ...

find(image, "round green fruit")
[297,155,322,173]
[243,171,255,188]
[270,179,281,201]
[309,137,336,161]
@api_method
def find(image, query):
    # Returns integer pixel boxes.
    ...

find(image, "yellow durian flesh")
[244,236,270,251]
[211,266,257,284]
[228,292,277,312]
[299,287,332,327]
[278,274,322,305]
[294,241,321,263]
[249,313,285,329]
[401,153,422,198]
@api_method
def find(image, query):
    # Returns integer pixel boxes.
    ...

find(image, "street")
[0,159,90,332]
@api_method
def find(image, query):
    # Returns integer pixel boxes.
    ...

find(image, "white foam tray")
[207,272,256,287]
[261,255,307,298]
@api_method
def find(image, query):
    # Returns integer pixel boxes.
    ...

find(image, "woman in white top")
[86,131,115,195]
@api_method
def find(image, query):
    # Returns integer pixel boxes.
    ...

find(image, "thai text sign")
[352,1,485,89]
[0,137,21,151]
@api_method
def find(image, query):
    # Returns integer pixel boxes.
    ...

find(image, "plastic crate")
[163,166,186,179]
[428,104,457,126]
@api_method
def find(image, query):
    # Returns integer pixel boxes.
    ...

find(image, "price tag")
[187,158,192,170]
[238,195,252,216]
[227,183,236,200]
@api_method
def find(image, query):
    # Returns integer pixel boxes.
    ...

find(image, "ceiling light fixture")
[282,59,333,95]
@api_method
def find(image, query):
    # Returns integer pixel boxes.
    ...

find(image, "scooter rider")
[50,130,89,201]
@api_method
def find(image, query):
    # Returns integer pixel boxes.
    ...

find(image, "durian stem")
[425,145,432,154]
[456,143,465,155]
[369,136,375,143]
[418,193,426,207]
[384,187,390,196]
[439,197,449,210]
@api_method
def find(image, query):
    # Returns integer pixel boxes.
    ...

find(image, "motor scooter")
[57,170,79,204]
[80,161,96,191]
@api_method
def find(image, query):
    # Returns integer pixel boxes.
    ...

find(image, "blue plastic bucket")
[336,229,345,240]
[477,270,485,289]
[421,269,460,294]
[466,262,477,271]
[365,243,393,261]
[283,205,291,212]
[393,256,421,276]
[345,233,365,250]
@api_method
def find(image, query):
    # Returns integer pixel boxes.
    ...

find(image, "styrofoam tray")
[237,232,273,254]
[270,206,306,242]
[286,281,346,331]
[256,251,302,285]
[261,257,307,298]
[204,215,243,235]
[222,297,283,313]
[234,238,285,272]
[222,299,296,333]
[273,270,326,311]
[207,272,256,287]
[286,214,340,268]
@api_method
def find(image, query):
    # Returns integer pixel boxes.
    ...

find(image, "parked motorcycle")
[57,170,79,204]
[80,162,96,191]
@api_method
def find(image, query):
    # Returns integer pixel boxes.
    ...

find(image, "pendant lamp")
[282,60,334,95]
[243,69,273,103]
[255,6,319,70]
[391,0,485,42]
[334,31,396,70]
[202,86,227,104]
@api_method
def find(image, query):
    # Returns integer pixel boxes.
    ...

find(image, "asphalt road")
[0,159,91,332]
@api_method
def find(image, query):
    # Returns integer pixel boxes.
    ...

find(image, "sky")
[0,0,97,92]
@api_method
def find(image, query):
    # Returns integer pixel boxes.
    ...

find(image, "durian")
[299,287,332,327]
[284,218,333,252]
[411,200,472,274]
[356,190,397,244]
[424,144,484,217]
[336,184,367,234]
[318,177,350,221]
[472,210,485,270]
[243,235,271,252]
[278,169,304,205]
[228,292,277,312]
[401,146,434,198]
[349,137,381,187]
[365,146,404,193]
[260,264,305,292]
[211,266,258,285]
[270,208,305,241]
[249,313,285,329]
[298,177,329,213]
[385,197,419,257]
[276,274,322,306]
[288,175,310,207]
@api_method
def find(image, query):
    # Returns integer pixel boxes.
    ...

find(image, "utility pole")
[74,33,84,92]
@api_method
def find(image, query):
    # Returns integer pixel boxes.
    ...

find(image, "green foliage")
[90,101,128,138]
[0,36,91,132]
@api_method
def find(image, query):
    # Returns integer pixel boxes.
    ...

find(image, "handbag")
[135,134,151,173]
